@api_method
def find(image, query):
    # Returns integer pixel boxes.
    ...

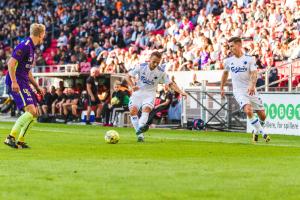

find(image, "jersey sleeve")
[249,56,257,71]
[223,58,230,72]
[128,64,140,77]
[12,43,28,63]
[86,76,93,85]
[159,72,172,85]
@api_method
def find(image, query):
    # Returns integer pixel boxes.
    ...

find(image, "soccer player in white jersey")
[126,51,187,142]
[220,37,270,143]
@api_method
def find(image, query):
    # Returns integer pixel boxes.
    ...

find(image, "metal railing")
[32,64,79,73]
[257,58,300,92]
[183,87,247,132]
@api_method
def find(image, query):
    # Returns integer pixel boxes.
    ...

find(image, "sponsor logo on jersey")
[140,75,154,85]
[25,64,32,69]
[231,66,247,73]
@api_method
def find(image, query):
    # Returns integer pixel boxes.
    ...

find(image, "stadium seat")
[292,75,300,87]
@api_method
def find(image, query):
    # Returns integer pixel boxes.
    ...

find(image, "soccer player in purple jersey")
[4,23,46,149]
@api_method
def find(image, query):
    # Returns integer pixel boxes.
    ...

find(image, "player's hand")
[91,96,95,102]
[132,86,139,92]
[248,86,255,96]
[11,81,20,93]
[181,92,188,99]
[36,87,43,95]
[220,88,225,98]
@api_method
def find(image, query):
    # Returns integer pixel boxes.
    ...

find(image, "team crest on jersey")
[16,49,22,56]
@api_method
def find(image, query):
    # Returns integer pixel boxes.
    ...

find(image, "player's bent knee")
[25,105,38,117]
[244,108,253,117]
[142,106,152,113]
[130,107,138,116]
[257,111,266,121]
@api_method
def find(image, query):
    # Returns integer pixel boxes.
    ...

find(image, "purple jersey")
[6,37,35,86]
[6,37,37,109]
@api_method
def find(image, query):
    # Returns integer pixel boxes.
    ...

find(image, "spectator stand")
[257,58,300,92]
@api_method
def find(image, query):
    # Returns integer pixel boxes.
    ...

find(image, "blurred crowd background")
[0,0,299,75]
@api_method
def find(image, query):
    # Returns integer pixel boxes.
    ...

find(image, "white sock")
[249,117,265,135]
[139,112,149,128]
[130,115,139,132]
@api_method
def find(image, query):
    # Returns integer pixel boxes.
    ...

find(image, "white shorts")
[129,91,155,110]
[234,93,264,111]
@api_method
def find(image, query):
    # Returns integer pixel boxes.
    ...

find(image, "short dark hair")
[228,37,242,43]
[150,51,162,59]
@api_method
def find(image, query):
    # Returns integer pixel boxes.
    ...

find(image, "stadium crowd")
[0,0,299,124]
[0,0,299,74]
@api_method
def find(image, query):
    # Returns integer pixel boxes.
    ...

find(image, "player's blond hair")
[90,67,99,74]
[30,23,46,37]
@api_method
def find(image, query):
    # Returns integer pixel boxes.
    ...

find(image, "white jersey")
[128,62,171,95]
[224,54,257,94]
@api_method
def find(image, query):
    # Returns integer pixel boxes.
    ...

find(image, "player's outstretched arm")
[169,82,187,98]
[126,75,139,92]
[248,70,258,96]
[220,71,229,98]
[29,70,42,94]
[7,57,20,93]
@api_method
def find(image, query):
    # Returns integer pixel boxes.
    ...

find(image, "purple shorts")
[8,84,37,110]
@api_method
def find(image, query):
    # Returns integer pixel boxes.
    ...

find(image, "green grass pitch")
[1,122,300,200]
